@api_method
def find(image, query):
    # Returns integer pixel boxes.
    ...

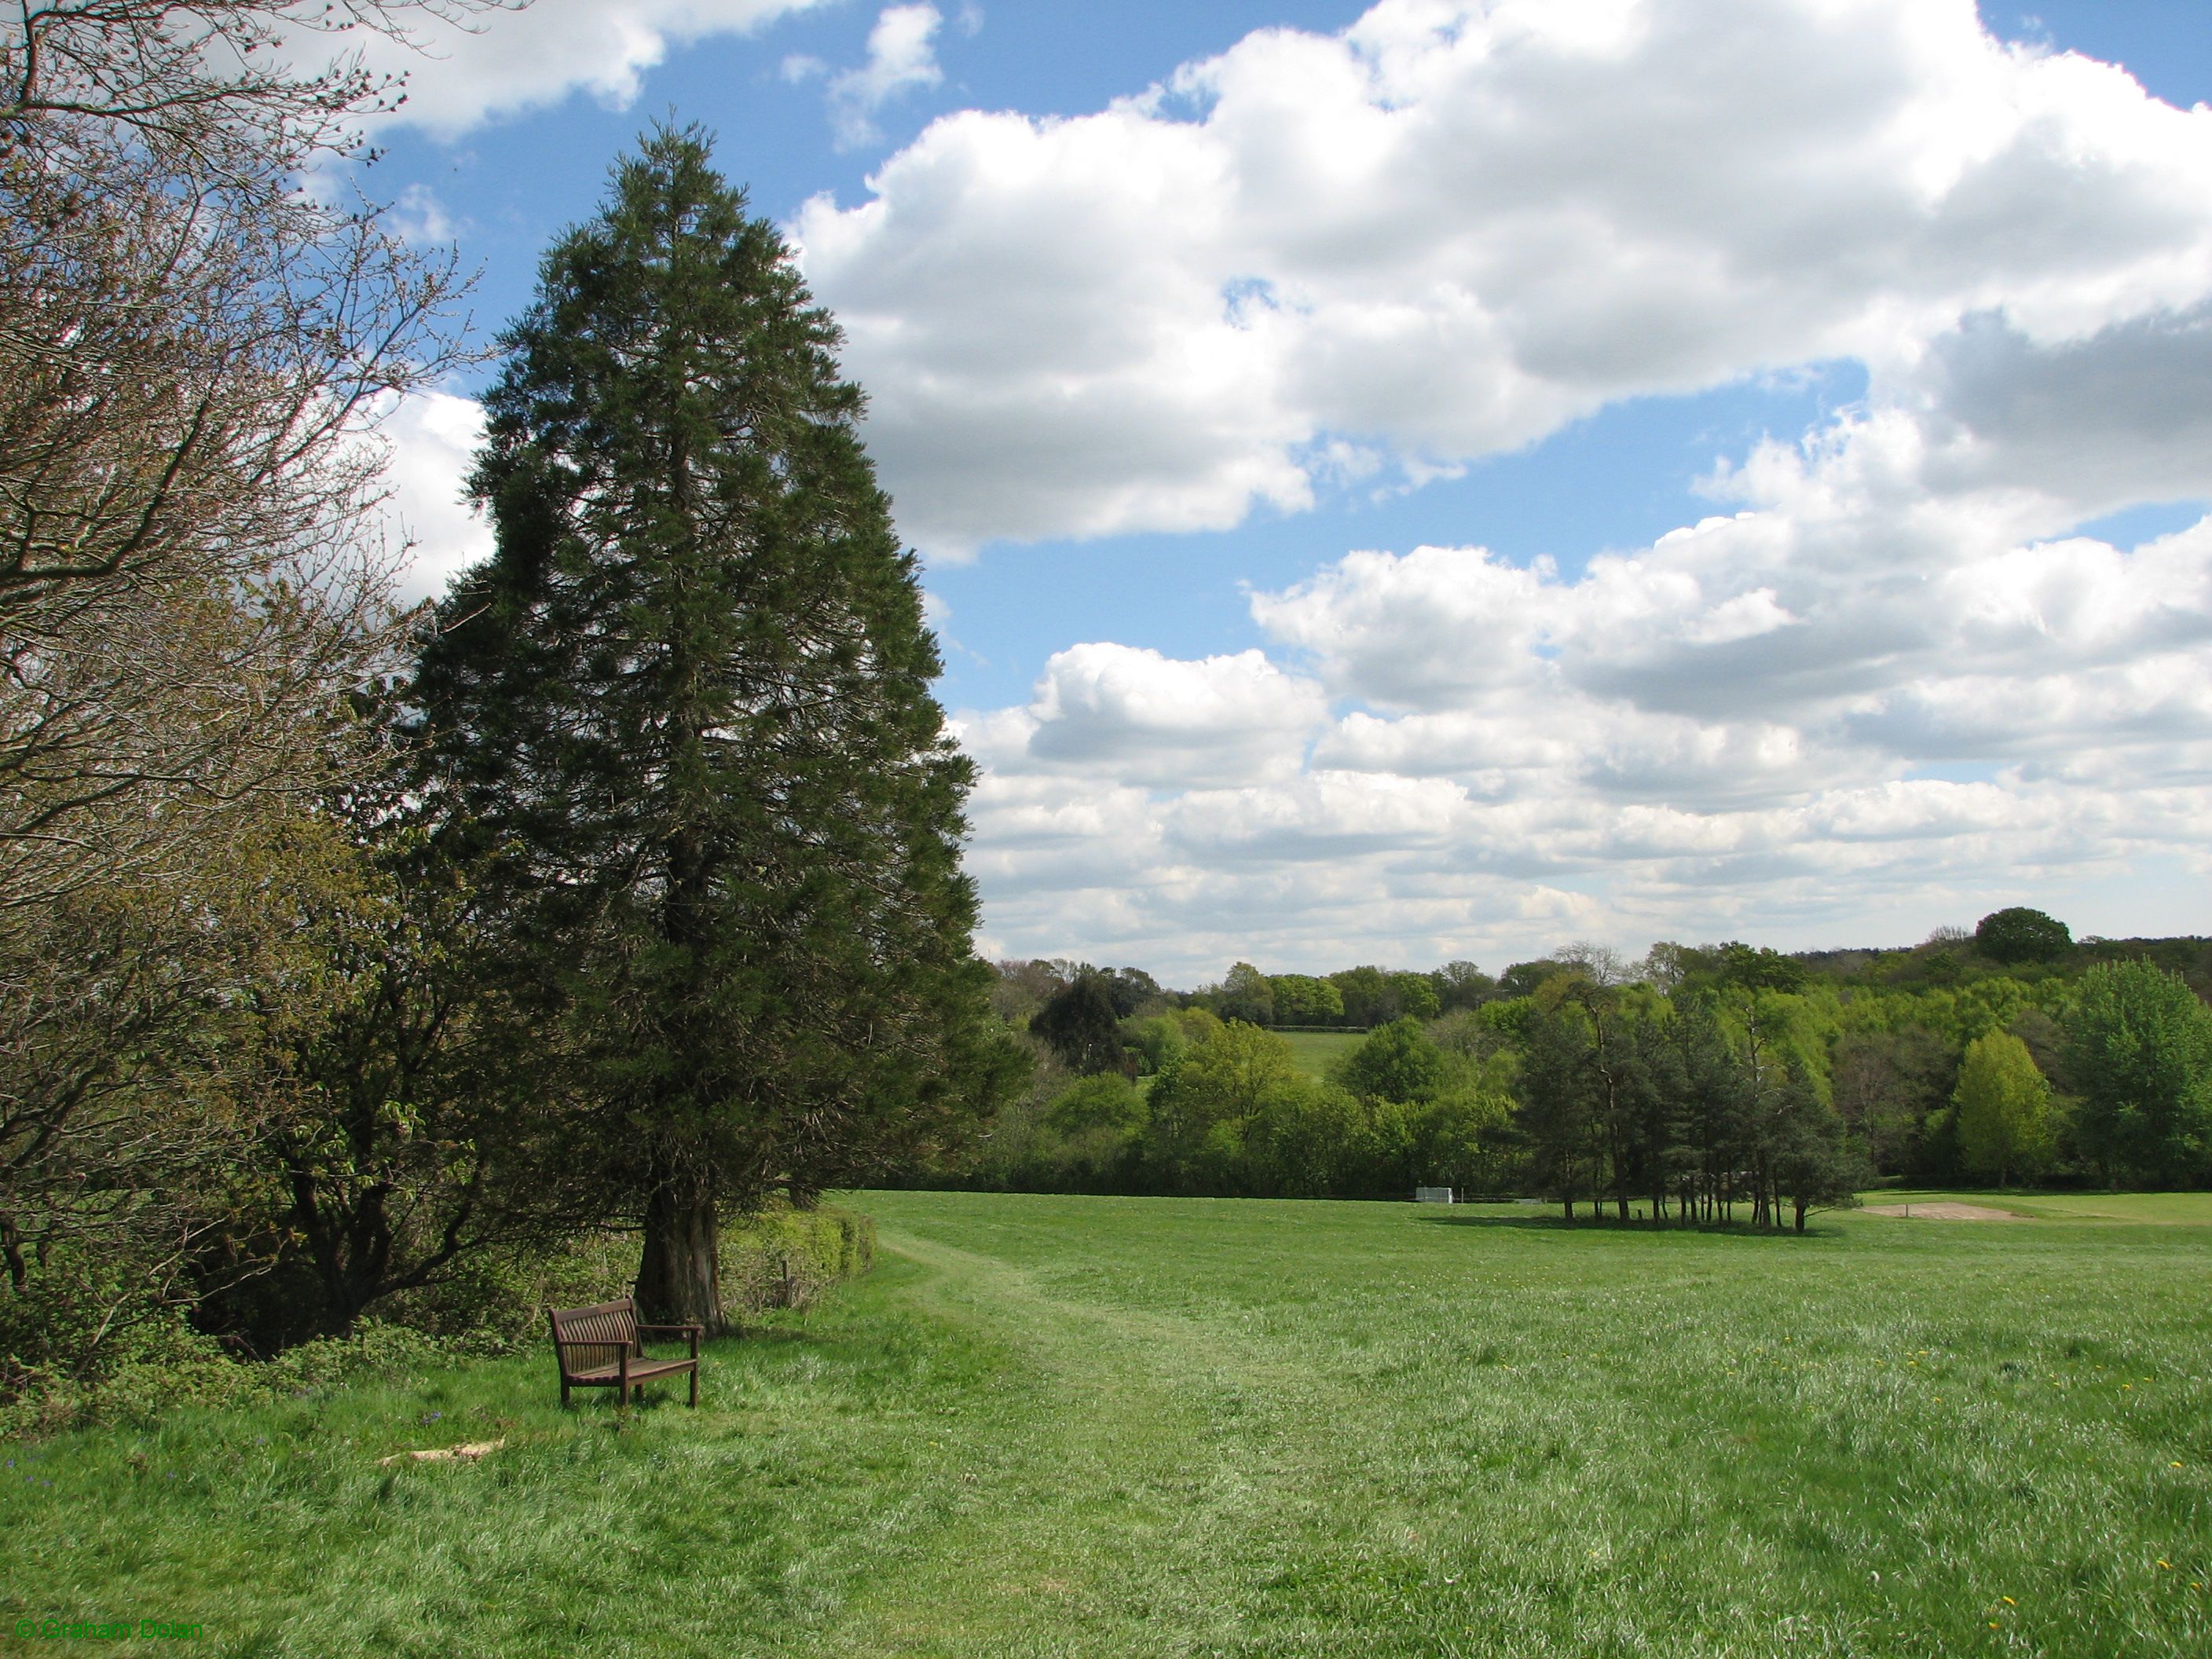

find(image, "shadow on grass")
[1412,1209,1843,1238]
[724,1324,821,1344]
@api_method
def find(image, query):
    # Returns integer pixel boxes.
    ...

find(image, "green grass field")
[7,1193,2211,1656]
[1276,1029,1363,1078]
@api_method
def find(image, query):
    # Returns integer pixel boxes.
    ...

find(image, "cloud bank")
[792,0,2212,557]
[371,0,2212,979]
[344,0,830,137]
[962,460,2212,977]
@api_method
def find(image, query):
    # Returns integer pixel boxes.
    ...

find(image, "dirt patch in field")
[1862,1202,2025,1221]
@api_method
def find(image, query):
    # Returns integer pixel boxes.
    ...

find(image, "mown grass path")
[812,1222,1377,1655]
[6,1193,2212,1657]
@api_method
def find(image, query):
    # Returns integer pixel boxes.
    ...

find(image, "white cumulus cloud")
[958,460,2212,978]
[374,390,491,604]
[790,0,2212,558]
[817,4,947,151]
[326,0,832,137]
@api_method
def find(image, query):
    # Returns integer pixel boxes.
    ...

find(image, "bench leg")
[689,1367,698,1408]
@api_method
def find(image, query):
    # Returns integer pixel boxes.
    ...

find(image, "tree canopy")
[1976,908,2074,965]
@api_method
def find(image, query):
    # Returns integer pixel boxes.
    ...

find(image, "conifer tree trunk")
[636,1159,722,1329]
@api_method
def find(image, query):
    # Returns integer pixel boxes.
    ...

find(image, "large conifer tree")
[412,129,1008,1326]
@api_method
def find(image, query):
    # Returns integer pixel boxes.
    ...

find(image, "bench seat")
[562,1357,698,1386]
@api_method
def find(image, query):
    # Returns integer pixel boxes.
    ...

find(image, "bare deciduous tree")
[0,1,512,1359]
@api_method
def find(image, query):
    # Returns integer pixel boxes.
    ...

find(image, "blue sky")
[361,0,2212,983]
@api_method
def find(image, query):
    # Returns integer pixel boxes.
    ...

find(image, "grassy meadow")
[7,1193,2212,1657]
[1276,1029,1364,1079]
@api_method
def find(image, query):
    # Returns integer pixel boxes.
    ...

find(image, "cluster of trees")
[2,6,1006,1392]
[925,914,2212,1215]
[936,1008,1516,1203]
[1208,961,1481,1027]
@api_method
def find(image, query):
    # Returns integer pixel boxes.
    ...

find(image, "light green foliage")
[1154,1020,1299,1119]
[1387,970,1442,1021]
[1716,986,1834,1101]
[17,1192,2212,1657]
[1143,1022,1300,1190]
[1329,1016,1448,1103]
[1168,1006,1227,1047]
[1241,1075,1368,1197]
[1120,1013,1187,1075]
[1953,1031,2056,1185]
[1268,972,1344,1025]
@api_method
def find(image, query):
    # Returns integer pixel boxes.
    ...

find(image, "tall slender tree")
[412,128,1006,1327]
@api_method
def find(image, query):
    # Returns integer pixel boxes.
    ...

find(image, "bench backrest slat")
[547,1298,643,1379]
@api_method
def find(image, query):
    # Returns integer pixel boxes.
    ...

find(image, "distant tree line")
[907,913,2212,1219]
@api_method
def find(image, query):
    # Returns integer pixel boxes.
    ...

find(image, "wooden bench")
[545,1297,701,1410]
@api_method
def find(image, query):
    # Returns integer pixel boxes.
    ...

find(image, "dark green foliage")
[1219,961,1276,1026]
[1496,958,1568,998]
[1829,1023,1957,1179]
[1031,974,1126,1075]
[1327,965,1392,1025]
[1046,1074,1146,1139]
[217,742,586,1349]
[409,128,1003,1325]
[1098,966,1166,1017]
[1975,906,2074,965]
[1433,959,1496,1012]
[1512,993,1601,1217]
[1712,942,1810,993]
[1771,1065,1870,1231]
[1241,1075,1369,1197]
